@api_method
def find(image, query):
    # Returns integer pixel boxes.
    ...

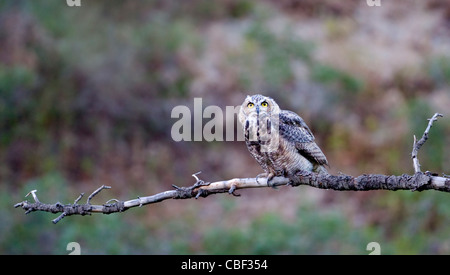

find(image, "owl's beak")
[256,105,260,115]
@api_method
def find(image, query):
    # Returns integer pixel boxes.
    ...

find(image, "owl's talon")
[255,173,268,185]
[255,173,278,188]
[266,174,277,189]
[228,184,241,197]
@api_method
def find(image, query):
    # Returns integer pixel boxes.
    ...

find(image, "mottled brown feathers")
[239,94,328,181]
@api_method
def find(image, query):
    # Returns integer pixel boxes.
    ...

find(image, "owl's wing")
[279,110,328,166]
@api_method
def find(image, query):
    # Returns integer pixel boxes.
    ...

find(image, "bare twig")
[87,185,111,204]
[74,193,84,204]
[25,190,39,203]
[412,113,443,173]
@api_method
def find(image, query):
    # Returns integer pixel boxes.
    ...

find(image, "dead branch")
[14,113,448,223]
[412,113,443,173]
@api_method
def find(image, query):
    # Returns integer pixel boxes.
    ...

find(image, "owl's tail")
[313,164,329,175]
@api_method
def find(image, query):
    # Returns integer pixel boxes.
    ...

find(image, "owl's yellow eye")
[261,102,268,107]
[247,102,255,108]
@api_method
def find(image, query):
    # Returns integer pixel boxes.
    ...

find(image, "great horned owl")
[238,94,328,184]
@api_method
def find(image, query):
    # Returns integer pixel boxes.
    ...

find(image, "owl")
[238,94,328,185]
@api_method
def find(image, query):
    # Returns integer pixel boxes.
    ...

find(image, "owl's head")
[238,94,280,124]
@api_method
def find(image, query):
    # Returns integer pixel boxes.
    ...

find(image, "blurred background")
[1,0,450,254]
